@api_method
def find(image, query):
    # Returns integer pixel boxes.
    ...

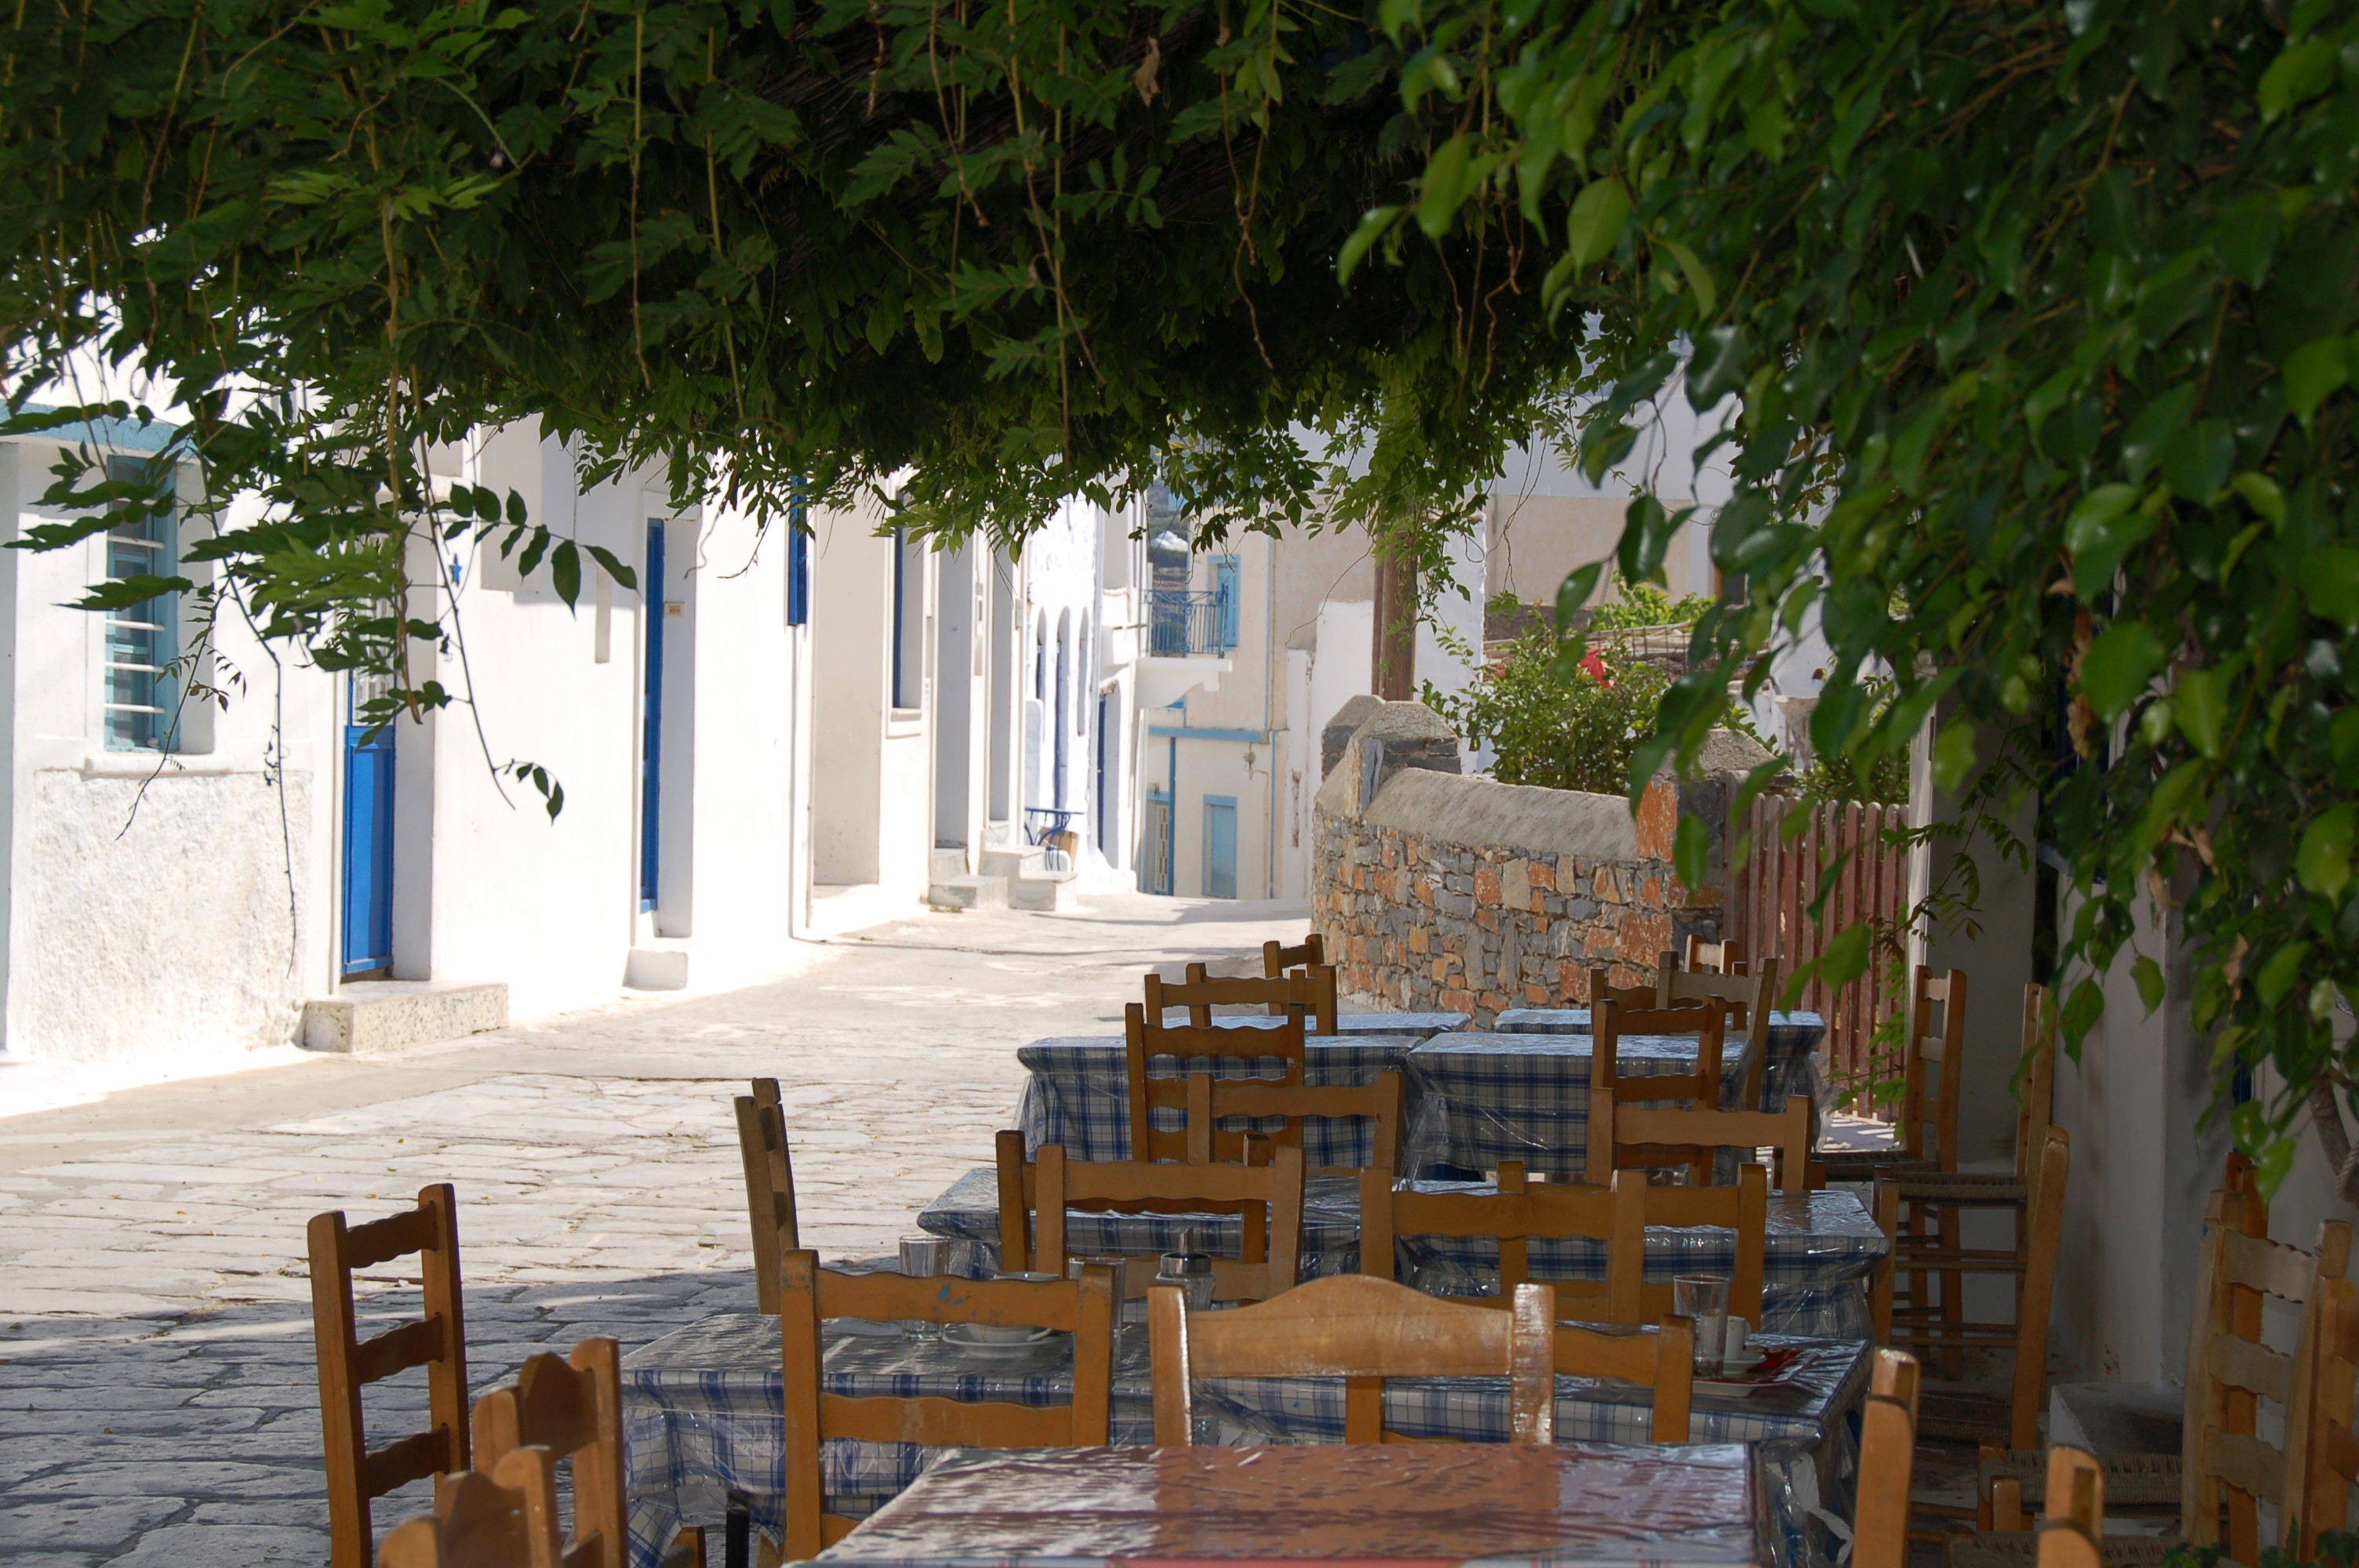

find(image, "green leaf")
[1674,813,1708,891]
[2160,420,2234,503]
[2132,954,2166,1014]
[1564,180,1630,268]
[2064,484,2152,597]
[2259,36,2339,120]
[1931,720,1977,791]
[1337,206,1402,286]
[2285,336,2350,424]
[2297,804,2355,900]
[551,539,582,608]
[2257,941,2310,1008]
[2060,978,2105,1053]
[1812,922,1873,989]
[1415,136,1475,240]
[2078,622,2167,720]
[1616,494,1675,586]
[2121,387,2196,483]
[2302,546,2359,628]
[1552,561,1605,633]
[1687,325,1749,411]
[69,573,195,612]
[2230,472,2287,525]
[585,544,638,592]
[1656,234,1717,318]
[2174,666,2230,757]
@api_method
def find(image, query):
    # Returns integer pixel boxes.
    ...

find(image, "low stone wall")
[1310,702,1768,1025]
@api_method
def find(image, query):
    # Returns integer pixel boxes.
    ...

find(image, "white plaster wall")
[809,506,890,887]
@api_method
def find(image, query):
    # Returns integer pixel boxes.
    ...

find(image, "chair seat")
[1898,1175,2030,1203]
[1817,1148,1934,1176]
[1976,1450,2183,1508]
[1946,1531,2179,1568]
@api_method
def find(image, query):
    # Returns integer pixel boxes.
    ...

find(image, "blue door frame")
[340,694,395,976]
[640,521,665,911]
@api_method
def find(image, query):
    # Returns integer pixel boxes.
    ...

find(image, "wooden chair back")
[1554,1316,1696,1443]
[1586,996,1728,1184]
[1594,1090,1814,1193]
[310,1183,471,1568]
[1034,1142,1305,1303]
[1150,1272,1557,1445]
[1587,965,1659,1010]
[1684,936,1746,975]
[2037,1446,2106,1568]
[1614,1164,1770,1330]
[1359,1161,1619,1319]
[2183,1210,2353,1559]
[1186,1071,1402,1174]
[1659,956,1785,1113]
[2299,1275,2359,1555]
[1263,935,1325,975]
[734,1079,799,1314]
[996,1129,1281,1283]
[1182,960,1337,1033]
[1897,966,1969,1167]
[2008,989,2060,1187]
[375,1446,561,1568]
[1852,1349,1921,1568]
[468,1338,626,1568]
[1125,1001,1307,1162]
[781,1251,1118,1559]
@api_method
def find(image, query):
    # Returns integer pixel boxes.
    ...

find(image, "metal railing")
[1145,589,1234,656]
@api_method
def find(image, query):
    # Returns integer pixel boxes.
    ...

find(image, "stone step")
[980,844,1045,880]
[303,981,507,1054]
[929,874,1009,912]
[1009,870,1078,911]
[929,846,969,882]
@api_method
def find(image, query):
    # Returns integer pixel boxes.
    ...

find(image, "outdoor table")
[623,1312,1861,1568]
[1493,1007,1829,1114]
[1401,1023,1823,1181]
[1208,1011,1470,1035]
[813,1443,1772,1566]
[1013,1033,1427,1167]
[913,1172,1888,1338]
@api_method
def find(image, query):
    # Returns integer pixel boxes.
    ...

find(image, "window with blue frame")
[102,455,180,751]
[1213,555,1240,652]
[787,492,809,626]
[891,528,925,710]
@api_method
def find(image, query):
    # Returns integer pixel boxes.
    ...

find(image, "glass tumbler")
[898,1235,948,1341]
[1673,1275,1730,1377]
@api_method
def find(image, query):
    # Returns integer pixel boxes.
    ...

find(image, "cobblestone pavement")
[0,894,1310,1566]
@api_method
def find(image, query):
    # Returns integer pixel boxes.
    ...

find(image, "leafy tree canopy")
[9,0,2359,1185]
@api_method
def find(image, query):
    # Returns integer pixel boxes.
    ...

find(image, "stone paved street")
[0,894,1309,1567]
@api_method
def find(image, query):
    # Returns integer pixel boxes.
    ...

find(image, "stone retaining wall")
[1310,702,1769,1026]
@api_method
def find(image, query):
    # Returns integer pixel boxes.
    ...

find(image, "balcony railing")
[1145,589,1235,657]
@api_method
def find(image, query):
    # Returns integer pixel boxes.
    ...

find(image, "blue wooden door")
[1203,795,1238,899]
[641,521,665,911]
[341,708,395,975]
[1214,556,1240,650]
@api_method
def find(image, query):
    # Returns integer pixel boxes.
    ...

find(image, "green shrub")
[1424,631,1671,797]
[1583,578,1715,633]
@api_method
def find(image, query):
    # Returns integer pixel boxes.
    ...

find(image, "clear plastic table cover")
[916,1171,1886,1340]
[1206,1011,1471,1036]
[1013,1035,1424,1168]
[812,1441,1770,1566]
[623,1313,1862,1568]
[1490,1010,1830,1118]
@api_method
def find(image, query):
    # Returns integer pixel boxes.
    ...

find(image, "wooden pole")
[1372,549,1417,701]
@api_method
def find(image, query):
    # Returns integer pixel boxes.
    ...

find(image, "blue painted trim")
[1148,725,1269,743]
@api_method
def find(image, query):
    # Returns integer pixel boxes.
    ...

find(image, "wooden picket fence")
[1725,793,1914,1101]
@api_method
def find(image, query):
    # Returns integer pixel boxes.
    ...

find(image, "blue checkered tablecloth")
[1492,1008,1829,1114]
[621,1312,1867,1568]
[1014,1034,1423,1168]
[915,1171,1886,1338]
[1403,1022,1824,1181]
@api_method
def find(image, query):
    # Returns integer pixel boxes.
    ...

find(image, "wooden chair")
[1957,1162,2330,1568]
[1853,1349,1921,1568]
[1876,983,2056,1377]
[2037,1449,2106,1568]
[1186,1070,1403,1174]
[375,1447,562,1568]
[1551,1314,1696,1443]
[781,1250,1118,1559]
[734,1079,799,1314]
[310,1184,471,1568]
[1683,935,1745,975]
[1888,1127,2069,1449]
[1594,1087,1815,1193]
[995,1130,1280,1287]
[1361,1160,1620,1320]
[1264,934,1325,974]
[1659,953,1785,1115]
[1615,1163,1771,1330]
[1150,1272,1558,1445]
[1587,964,1661,1011]
[2298,1272,2359,1555]
[1175,961,1340,1038]
[1031,1142,1306,1304]
[1819,965,1969,1181]
[1125,1000,1309,1162]
[469,1339,634,1568]
[1585,996,1728,1184]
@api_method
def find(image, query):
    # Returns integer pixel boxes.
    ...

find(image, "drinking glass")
[1673,1276,1729,1377]
[899,1235,948,1341]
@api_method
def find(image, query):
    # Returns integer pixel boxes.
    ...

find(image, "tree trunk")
[1372,550,1418,702]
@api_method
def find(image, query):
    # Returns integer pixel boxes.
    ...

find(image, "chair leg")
[1939,1201,1965,1379]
